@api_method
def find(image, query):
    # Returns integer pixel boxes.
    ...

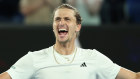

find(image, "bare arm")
[0,72,11,79]
[116,67,140,79]
[20,0,45,16]
[45,0,61,10]
[136,72,140,79]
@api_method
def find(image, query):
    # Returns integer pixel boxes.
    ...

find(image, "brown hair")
[53,4,82,24]
[53,4,82,37]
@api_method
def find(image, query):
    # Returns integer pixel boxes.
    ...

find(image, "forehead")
[54,8,75,18]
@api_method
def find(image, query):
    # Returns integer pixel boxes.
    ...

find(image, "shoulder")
[12,46,53,64]
[29,46,53,58]
[25,46,53,67]
[79,48,112,62]
[79,48,99,57]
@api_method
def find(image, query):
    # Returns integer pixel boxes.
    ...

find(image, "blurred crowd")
[0,0,140,26]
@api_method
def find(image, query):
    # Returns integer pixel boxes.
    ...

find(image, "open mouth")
[58,29,68,36]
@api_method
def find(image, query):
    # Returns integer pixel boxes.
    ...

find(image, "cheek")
[54,29,57,34]
[53,28,57,35]
[69,26,76,34]
[53,23,57,32]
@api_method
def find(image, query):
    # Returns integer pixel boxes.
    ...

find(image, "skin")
[20,0,61,16]
[0,7,140,79]
[53,8,81,55]
[0,72,11,79]
[52,8,140,79]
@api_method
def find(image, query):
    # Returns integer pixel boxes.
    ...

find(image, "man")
[20,0,62,25]
[0,4,140,79]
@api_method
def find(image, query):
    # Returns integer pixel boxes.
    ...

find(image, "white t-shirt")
[7,46,120,79]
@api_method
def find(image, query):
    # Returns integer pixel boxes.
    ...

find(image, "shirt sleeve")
[6,52,35,79]
[92,49,121,79]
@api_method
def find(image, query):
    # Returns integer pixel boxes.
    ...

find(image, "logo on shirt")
[11,65,16,69]
[80,62,87,67]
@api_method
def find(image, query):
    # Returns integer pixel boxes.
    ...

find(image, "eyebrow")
[55,17,61,20]
[55,17,71,20]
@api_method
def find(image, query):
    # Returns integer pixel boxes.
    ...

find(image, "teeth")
[59,29,67,31]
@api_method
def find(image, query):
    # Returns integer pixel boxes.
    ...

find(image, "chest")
[33,62,99,79]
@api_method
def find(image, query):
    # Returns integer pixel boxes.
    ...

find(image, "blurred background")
[0,0,140,73]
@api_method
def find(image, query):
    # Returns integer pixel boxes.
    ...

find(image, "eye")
[65,17,70,21]
[55,17,61,21]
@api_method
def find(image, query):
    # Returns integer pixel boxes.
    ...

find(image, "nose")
[59,20,65,26]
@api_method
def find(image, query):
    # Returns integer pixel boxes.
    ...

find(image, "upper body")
[6,46,120,79]
[0,4,140,79]
[20,0,62,25]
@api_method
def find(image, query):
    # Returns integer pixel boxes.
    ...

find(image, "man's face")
[53,8,81,43]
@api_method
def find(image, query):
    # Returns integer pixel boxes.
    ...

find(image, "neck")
[54,41,75,55]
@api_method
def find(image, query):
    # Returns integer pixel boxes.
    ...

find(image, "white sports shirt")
[7,46,120,79]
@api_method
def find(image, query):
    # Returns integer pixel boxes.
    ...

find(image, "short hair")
[53,4,82,24]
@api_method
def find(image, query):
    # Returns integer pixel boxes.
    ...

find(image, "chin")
[58,39,69,44]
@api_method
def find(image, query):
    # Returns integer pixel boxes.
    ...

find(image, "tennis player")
[0,4,140,79]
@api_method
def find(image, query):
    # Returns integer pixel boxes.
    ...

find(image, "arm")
[20,0,45,16]
[0,72,11,79]
[116,67,140,79]
[44,0,61,10]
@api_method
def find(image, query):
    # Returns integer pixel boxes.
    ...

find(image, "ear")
[76,24,81,32]
[53,29,54,33]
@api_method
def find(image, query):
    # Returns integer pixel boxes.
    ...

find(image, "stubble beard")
[57,37,71,45]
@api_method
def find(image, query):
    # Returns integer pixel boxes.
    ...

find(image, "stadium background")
[0,0,140,73]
